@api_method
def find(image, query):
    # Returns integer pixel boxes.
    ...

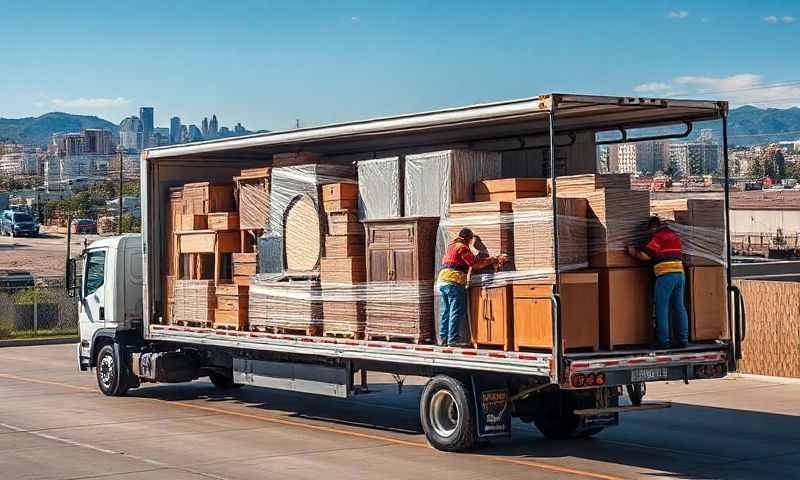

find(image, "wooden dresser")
[363,217,439,342]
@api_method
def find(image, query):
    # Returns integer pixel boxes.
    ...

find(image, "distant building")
[83,129,114,155]
[188,124,203,142]
[201,117,209,138]
[152,128,171,147]
[607,140,669,174]
[139,107,154,150]
[179,125,190,143]
[234,123,245,135]
[669,142,720,176]
[209,115,219,139]
[119,116,143,151]
[219,126,230,136]
[170,116,181,144]
[0,144,40,175]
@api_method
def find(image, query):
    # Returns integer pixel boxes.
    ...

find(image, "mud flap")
[471,375,511,439]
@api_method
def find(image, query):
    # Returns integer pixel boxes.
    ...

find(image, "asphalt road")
[1,344,799,480]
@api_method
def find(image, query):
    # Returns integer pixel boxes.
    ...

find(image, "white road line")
[0,422,231,480]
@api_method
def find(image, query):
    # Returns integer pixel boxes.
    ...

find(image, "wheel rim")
[98,353,115,389]
[430,390,459,437]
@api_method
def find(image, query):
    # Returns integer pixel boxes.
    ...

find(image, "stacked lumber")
[548,173,631,195]
[578,189,650,267]
[320,182,366,338]
[512,197,588,274]
[446,201,514,269]
[475,178,547,202]
[173,280,215,326]
[235,167,270,231]
[249,279,322,335]
[214,283,248,330]
[232,253,256,285]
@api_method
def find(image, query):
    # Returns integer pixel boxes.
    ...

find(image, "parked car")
[1,210,40,237]
[71,219,98,234]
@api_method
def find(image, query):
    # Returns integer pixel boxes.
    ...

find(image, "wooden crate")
[475,178,547,202]
[173,280,216,325]
[469,285,512,350]
[322,183,358,202]
[235,172,270,231]
[327,211,363,236]
[207,212,239,231]
[216,283,249,296]
[182,182,236,213]
[233,275,251,286]
[323,199,357,212]
[214,309,248,330]
[179,214,207,231]
[320,257,366,284]
[512,272,599,351]
[324,234,366,258]
[548,173,631,195]
[233,252,257,277]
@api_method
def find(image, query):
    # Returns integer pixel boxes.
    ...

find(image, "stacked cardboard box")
[596,267,653,349]
[686,266,728,341]
[446,201,514,268]
[320,183,366,338]
[173,280,216,326]
[248,279,323,335]
[232,253,256,286]
[214,283,249,330]
[512,197,589,274]
[651,198,725,266]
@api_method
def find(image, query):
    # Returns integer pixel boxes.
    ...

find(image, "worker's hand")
[496,254,509,265]
[626,246,638,257]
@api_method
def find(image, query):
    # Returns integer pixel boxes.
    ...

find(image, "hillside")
[0,112,119,146]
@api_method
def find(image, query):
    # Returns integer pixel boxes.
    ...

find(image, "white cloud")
[51,97,130,109]
[667,11,689,19]
[764,15,795,24]
[350,16,359,22]
[632,73,800,107]
[633,82,672,93]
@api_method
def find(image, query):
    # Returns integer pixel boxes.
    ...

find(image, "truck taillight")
[571,372,606,388]
[695,363,726,379]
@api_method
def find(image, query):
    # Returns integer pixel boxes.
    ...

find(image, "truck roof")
[144,93,727,162]
[87,234,141,250]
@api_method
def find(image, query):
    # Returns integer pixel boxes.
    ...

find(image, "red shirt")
[441,238,477,272]
[644,227,683,263]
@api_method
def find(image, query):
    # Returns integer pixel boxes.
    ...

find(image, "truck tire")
[208,370,243,389]
[95,344,130,396]
[532,390,580,440]
[420,375,477,452]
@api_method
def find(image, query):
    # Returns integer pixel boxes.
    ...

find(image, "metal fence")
[0,275,78,339]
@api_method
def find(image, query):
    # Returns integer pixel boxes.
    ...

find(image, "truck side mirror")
[66,257,78,298]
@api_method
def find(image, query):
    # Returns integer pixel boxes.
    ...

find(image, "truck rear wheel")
[96,344,130,396]
[208,370,243,389]
[420,375,477,452]
[532,390,580,440]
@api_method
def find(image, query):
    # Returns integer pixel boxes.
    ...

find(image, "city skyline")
[1,1,798,131]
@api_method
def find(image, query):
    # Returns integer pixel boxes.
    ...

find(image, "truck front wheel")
[96,344,130,396]
[420,375,477,452]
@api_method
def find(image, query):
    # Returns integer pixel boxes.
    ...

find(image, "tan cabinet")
[687,266,729,341]
[469,286,512,350]
[512,272,599,352]
[364,217,439,342]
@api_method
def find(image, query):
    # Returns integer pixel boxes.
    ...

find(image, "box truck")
[69,94,745,451]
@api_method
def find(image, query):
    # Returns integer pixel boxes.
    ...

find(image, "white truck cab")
[74,235,143,372]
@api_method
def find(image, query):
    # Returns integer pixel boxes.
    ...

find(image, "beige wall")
[730,209,800,234]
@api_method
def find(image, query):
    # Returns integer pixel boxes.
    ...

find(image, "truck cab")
[74,234,143,372]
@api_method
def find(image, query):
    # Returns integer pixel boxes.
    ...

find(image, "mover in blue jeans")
[627,217,690,349]
[437,228,507,347]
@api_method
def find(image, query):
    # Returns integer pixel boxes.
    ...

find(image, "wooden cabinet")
[469,286,512,350]
[512,272,599,352]
[364,217,439,342]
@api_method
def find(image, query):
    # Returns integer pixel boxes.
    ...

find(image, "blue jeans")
[654,272,689,345]
[439,283,466,345]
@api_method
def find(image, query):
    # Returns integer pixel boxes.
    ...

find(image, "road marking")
[0,373,624,480]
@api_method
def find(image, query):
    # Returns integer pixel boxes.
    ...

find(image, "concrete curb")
[731,373,800,385]
[0,337,78,348]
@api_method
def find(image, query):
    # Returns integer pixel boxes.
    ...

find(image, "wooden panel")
[323,199,357,212]
[596,267,653,348]
[216,231,242,253]
[214,309,248,329]
[239,166,271,178]
[179,214,207,231]
[324,235,365,258]
[236,175,269,231]
[322,183,358,202]
[232,253,257,264]
[179,231,216,253]
[320,257,366,284]
[215,283,249,296]
[233,262,257,277]
[368,249,390,282]
[469,286,512,349]
[475,178,547,202]
[285,195,321,272]
[687,266,728,341]
[217,295,249,311]
[392,249,415,281]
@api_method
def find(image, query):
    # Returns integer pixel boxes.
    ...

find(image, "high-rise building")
[139,107,154,150]
[152,128,171,147]
[170,116,181,144]
[82,129,114,154]
[234,123,245,135]
[201,117,209,138]
[669,142,720,176]
[188,124,204,142]
[209,115,219,139]
[120,116,143,151]
[607,141,669,174]
[179,125,189,144]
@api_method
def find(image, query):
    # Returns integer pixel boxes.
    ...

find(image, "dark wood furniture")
[363,217,439,343]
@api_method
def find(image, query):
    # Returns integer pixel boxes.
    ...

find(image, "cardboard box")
[512,272,599,351]
[596,267,653,348]
[207,212,239,231]
[687,266,729,341]
[475,178,548,202]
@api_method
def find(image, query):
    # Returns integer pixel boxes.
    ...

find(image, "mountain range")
[0,112,118,146]
[2,105,800,147]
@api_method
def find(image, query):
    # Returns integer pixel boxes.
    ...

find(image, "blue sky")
[1,0,798,131]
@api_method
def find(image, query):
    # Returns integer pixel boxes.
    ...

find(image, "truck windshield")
[13,213,33,222]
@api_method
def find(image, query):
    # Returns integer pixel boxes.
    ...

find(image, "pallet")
[214,324,248,331]
[173,320,211,328]
[323,330,363,340]
[365,334,427,344]
[472,342,506,351]
[251,325,321,337]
